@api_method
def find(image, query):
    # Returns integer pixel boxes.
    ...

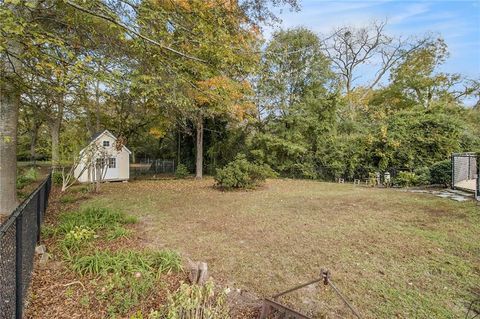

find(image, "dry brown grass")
[84,178,480,318]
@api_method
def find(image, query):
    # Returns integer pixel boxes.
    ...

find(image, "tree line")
[1,0,479,213]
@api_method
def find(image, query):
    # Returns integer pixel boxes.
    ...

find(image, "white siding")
[74,131,130,183]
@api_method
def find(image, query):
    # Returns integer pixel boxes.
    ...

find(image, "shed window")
[103,140,110,147]
[108,157,116,169]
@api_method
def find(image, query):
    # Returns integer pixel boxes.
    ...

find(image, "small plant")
[175,164,189,179]
[164,281,229,319]
[395,171,418,187]
[214,154,276,189]
[106,225,132,240]
[430,160,451,186]
[61,226,95,251]
[52,171,63,186]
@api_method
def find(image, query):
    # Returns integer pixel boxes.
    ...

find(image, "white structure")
[74,130,131,183]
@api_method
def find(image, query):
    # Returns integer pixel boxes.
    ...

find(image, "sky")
[268,0,480,92]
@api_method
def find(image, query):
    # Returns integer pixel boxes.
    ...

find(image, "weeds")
[164,281,229,319]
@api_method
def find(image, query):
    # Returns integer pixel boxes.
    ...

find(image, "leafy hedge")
[214,154,276,189]
[430,160,451,186]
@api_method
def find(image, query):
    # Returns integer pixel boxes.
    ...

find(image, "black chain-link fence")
[452,153,479,200]
[131,159,176,179]
[0,173,52,319]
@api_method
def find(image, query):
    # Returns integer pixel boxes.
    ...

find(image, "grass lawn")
[84,178,480,318]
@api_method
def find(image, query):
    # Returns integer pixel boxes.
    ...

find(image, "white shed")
[74,130,131,183]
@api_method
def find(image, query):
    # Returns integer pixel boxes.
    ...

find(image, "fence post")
[451,154,455,189]
[15,213,24,319]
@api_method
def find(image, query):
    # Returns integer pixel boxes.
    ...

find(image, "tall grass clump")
[71,249,181,276]
[57,207,137,235]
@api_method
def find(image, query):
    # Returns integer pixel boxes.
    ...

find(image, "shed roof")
[81,130,131,154]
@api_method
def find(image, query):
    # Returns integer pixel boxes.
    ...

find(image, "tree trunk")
[195,115,204,179]
[50,96,64,171]
[30,122,38,163]
[94,79,101,132]
[51,123,60,171]
[0,30,22,214]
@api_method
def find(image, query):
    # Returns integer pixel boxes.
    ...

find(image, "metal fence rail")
[0,173,52,319]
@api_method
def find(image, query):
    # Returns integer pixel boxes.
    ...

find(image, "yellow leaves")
[149,128,166,139]
[380,125,388,139]
[191,76,255,121]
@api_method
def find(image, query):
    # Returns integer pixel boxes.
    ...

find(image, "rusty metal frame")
[258,269,361,319]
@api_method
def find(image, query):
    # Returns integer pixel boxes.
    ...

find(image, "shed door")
[104,157,119,180]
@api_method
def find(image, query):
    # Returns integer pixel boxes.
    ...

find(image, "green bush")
[164,281,229,319]
[430,160,451,186]
[413,167,431,185]
[175,164,189,179]
[395,171,418,187]
[16,167,39,189]
[214,154,276,189]
[52,171,63,185]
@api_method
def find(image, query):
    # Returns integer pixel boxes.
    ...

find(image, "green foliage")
[100,272,156,316]
[164,281,229,319]
[71,249,181,276]
[430,160,452,186]
[106,225,132,241]
[52,172,63,186]
[214,154,276,189]
[61,226,95,251]
[394,172,418,187]
[16,167,39,189]
[175,164,189,179]
[59,194,76,204]
[57,207,137,235]
[414,167,431,185]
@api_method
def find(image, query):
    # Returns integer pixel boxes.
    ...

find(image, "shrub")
[16,167,39,189]
[164,281,229,319]
[430,160,451,186]
[214,154,276,189]
[413,167,431,186]
[52,171,63,186]
[175,164,189,179]
[395,171,418,187]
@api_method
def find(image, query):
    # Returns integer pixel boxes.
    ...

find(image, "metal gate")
[452,153,479,200]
